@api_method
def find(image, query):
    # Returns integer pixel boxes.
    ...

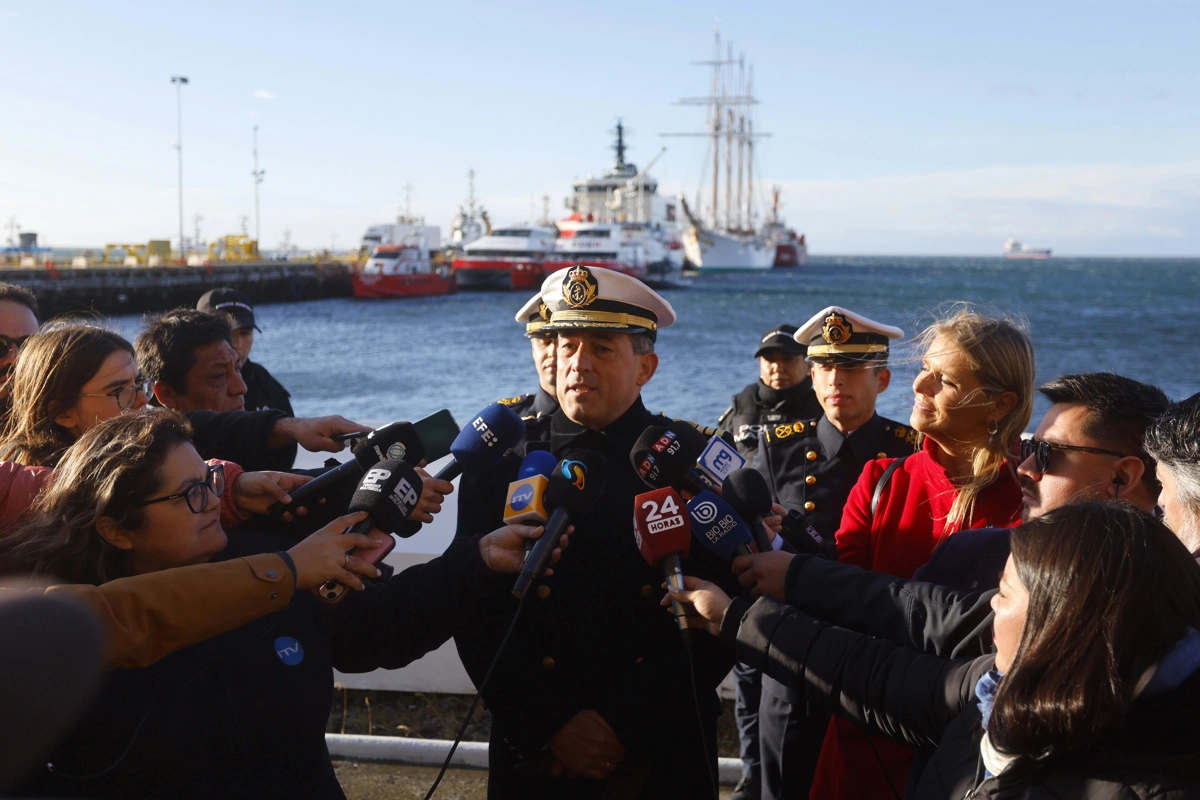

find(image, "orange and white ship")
[450,225,556,290]
[352,237,456,299]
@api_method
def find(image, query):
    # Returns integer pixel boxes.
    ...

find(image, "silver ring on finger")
[343,551,350,566]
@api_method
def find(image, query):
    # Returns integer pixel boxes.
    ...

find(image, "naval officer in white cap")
[452,265,736,800]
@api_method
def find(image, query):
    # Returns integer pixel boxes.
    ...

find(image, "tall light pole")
[251,125,265,246]
[171,75,188,261]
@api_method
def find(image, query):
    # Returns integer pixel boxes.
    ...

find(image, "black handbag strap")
[870,454,911,520]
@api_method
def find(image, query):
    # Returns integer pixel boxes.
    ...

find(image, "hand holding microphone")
[633,487,692,645]
[316,459,425,604]
[513,449,607,600]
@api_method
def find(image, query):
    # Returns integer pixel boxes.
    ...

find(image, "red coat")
[811,436,1022,800]
[0,461,50,533]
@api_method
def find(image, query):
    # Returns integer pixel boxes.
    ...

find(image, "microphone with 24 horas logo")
[722,468,775,553]
[630,421,711,496]
[316,459,424,604]
[633,487,693,647]
[687,490,755,562]
[512,449,607,600]
[272,420,426,515]
[433,403,526,482]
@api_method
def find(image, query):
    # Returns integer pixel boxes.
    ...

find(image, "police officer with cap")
[196,287,293,416]
[495,293,560,420]
[453,265,736,800]
[750,305,916,800]
[719,324,822,460]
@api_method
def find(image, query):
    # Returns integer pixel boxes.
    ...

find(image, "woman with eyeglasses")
[0,324,149,468]
[5,407,564,798]
[670,501,1200,799]
[812,307,1034,800]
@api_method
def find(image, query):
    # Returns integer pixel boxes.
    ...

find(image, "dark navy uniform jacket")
[498,387,559,421]
[753,412,917,541]
[453,397,737,800]
[718,379,823,460]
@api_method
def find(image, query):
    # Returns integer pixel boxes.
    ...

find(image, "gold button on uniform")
[541,657,555,671]
[877,451,887,459]
[804,501,816,512]
[806,450,818,462]
[537,585,551,600]
[805,475,817,485]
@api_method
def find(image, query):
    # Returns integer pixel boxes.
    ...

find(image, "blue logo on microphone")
[274,636,304,666]
[512,485,534,510]
[561,460,586,490]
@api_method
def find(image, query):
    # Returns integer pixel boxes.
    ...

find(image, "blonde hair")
[916,306,1035,528]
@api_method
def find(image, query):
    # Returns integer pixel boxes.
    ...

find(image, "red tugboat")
[352,242,457,299]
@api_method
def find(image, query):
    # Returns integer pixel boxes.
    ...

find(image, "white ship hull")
[683,226,774,271]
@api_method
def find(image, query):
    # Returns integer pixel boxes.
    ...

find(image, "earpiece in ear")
[1112,475,1125,489]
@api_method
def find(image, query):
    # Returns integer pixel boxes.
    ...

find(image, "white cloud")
[252,89,277,100]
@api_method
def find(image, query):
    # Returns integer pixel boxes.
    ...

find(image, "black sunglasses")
[0,333,31,356]
[141,463,225,514]
[1020,437,1127,474]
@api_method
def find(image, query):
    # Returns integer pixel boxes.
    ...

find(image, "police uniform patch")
[562,265,599,308]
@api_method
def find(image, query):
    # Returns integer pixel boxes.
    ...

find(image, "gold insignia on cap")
[562,265,599,309]
[539,302,551,322]
[822,312,853,345]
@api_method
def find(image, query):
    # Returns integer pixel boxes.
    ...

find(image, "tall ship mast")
[663,26,776,271]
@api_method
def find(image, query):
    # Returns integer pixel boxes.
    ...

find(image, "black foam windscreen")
[629,422,708,489]
[544,449,608,515]
[347,459,425,534]
[722,468,774,517]
[352,421,425,469]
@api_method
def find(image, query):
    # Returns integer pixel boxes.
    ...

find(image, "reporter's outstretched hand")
[478,523,573,574]
[733,550,794,601]
[272,415,370,453]
[663,575,731,637]
[232,470,313,518]
[287,511,387,591]
[408,467,454,523]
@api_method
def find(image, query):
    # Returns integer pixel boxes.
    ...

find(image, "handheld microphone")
[687,490,755,561]
[722,468,775,553]
[630,421,710,495]
[513,449,607,600]
[633,487,692,646]
[504,450,557,527]
[272,421,425,515]
[779,509,839,559]
[694,434,747,490]
[316,459,424,604]
[433,403,525,482]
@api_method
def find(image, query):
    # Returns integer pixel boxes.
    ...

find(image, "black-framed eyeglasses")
[1020,437,1127,474]
[0,333,31,356]
[141,463,225,514]
[77,377,153,412]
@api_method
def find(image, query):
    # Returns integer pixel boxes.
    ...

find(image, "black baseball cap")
[197,288,260,332]
[754,324,806,358]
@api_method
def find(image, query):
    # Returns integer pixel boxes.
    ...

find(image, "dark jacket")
[912,525,1013,593]
[241,359,294,417]
[187,408,297,472]
[753,412,916,538]
[725,595,1200,800]
[498,388,559,421]
[453,397,738,800]
[718,379,823,460]
[24,531,508,799]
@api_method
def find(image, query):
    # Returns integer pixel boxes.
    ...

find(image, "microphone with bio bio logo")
[686,490,755,562]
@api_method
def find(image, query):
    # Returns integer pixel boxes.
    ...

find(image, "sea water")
[107,256,1200,432]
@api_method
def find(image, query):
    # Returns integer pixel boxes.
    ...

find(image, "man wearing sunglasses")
[0,282,40,399]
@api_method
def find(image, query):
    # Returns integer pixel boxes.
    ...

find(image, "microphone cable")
[422,597,527,800]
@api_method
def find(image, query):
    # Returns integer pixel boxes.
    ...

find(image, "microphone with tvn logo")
[316,459,425,604]
[687,490,756,561]
[512,449,607,600]
[721,468,775,553]
[633,487,693,648]
[271,421,425,515]
[433,403,526,482]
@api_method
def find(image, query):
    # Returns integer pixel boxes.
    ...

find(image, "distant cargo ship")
[1004,237,1051,259]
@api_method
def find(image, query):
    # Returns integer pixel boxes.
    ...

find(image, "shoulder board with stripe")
[497,394,533,407]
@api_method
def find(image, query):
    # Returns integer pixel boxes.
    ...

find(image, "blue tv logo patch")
[274,636,304,666]
[511,485,534,510]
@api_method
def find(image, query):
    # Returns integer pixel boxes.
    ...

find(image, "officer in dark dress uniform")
[751,305,917,800]
[497,293,560,420]
[197,288,294,416]
[718,325,823,460]
[453,266,737,800]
